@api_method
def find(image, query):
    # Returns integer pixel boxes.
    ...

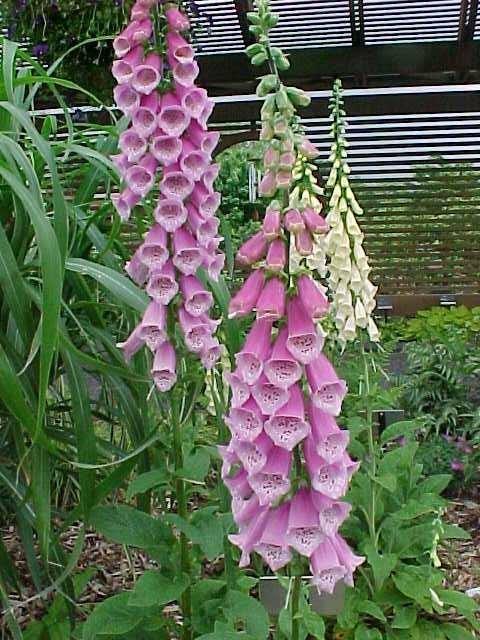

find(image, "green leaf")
[387,631,411,640]
[66,259,148,313]
[225,590,270,640]
[82,593,142,639]
[179,447,210,482]
[442,623,475,640]
[394,493,446,520]
[441,524,471,540]
[197,633,255,640]
[412,620,445,640]
[371,471,397,492]
[414,474,452,496]
[126,468,169,501]
[0,344,41,443]
[166,509,224,560]
[391,606,417,629]
[380,420,422,444]
[355,624,383,640]
[392,567,433,611]
[437,589,478,613]
[365,545,398,590]
[2,39,18,104]
[278,607,291,638]
[191,579,227,634]
[89,505,170,549]
[302,608,325,638]
[129,571,189,608]
[357,600,387,622]
[191,509,224,560]
[379,442,418,471]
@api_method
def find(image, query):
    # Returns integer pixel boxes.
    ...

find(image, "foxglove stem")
[211,372,238,589]
[291,575,302,640]
[361,337,377,552]
[172,389,192,640]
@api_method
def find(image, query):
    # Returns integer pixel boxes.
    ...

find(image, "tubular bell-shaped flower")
[112,1,224,391]
[222,0,363,595]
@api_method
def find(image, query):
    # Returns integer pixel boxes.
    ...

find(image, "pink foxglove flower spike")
[223,0,363,597]
[111,2,224,390]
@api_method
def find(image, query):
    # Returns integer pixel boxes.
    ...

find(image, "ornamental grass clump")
[111,0,224,390]
[221,0,364,596]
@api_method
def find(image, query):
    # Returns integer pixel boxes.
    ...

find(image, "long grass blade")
[66,258,148,313]
[30,445,51,561]
[2,39,18,105]
[0,221,32,344]
[63,349,97,516]
[0,166,63,443]
[0,101,69,260]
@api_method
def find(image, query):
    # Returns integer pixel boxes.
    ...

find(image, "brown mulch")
[439,499,480,592]
[2,523,158,629]
[2,499,479,630]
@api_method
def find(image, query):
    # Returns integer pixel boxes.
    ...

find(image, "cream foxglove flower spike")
[325,79,380,346]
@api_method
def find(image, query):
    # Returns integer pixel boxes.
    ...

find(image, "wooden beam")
[210,86,480,123]
[349,0,365,47]
[459,0,479,42]
[198,41,480,95]
[378,294,480,316]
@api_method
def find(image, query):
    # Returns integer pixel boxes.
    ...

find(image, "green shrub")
[400,331,480,435]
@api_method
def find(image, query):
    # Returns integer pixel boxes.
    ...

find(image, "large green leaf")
[302,608,326,638]
[224,590,270,640]
[436,589,478,613]
[414,474,452,496]
[89,505,169,549]
[126,468,169,501]
[380,420,422,444]
[441,623,475,640]
[82,593,142,639]
[394,493,446,520]
[365,545,398,590]
[391,606,417,629]
[129,571,189,608]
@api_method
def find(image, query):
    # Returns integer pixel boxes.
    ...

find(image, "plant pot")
[258,576,345,616]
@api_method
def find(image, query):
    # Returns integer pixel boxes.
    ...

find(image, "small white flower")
[355,298,368,328]
[346,209,363,238]
[367,317,380,342]
[343,315,357,341]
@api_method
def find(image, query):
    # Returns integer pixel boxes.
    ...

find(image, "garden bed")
[3,496,479,631]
